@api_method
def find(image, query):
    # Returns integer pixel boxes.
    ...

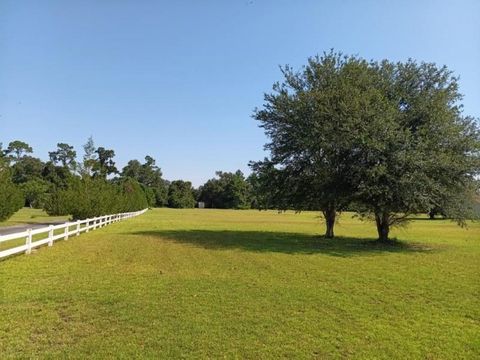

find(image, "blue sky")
[1,0,479,186]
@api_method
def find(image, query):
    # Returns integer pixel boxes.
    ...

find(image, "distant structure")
[198,202,205,209]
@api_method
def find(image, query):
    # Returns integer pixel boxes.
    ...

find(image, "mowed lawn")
[0,208,69,227]
[0,209,479,359]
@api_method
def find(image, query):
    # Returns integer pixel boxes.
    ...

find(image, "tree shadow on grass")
[133,230,432,257]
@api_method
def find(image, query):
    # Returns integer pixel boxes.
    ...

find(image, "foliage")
[45,177,147,219]
[42,192,69,216]
[117,178,149,212]
[251,51,480,240]
[245,172,263,209]
[19,179,50,208]
[0,168,24,221]
[93,147,118,179]
[198,170,251,209]
[153,182,169,207]
[251,52,385,237]
[167,180,196,208]
[351,59,480,240]
[10,156,45,184]
[141,183,156,207]
[3,140,33,161]
[198,178,223,208]
[48,143,77,171]
[121,156,168,207]
[42,161,78,215]
[58,178,117,219]
[0,137,161,218]
[0,143,5,164]
[41,161,75,189]
[81,136,97,176]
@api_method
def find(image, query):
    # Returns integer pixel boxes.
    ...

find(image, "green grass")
[0,208,72,252]
[0,207,70,227]
[0,208,478,359]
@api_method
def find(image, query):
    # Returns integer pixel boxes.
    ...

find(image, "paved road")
[0,221,66,236]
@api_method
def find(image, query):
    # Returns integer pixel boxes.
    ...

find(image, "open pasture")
[0,208,479,358]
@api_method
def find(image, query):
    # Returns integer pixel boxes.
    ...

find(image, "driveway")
[0,221,66,236]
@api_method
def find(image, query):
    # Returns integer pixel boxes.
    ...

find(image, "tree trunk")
[323,206,336,238]
[375,211,390,242]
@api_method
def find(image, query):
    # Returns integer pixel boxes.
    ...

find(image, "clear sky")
[1,0,479,186]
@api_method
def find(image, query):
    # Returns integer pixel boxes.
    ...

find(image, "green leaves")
[198,170,251,209]
[44,177,149,219]
[0,168,24,221]
[252,51,480,240]
[121,155,168,207]
[48,143,77,171]
[168,180,196,209]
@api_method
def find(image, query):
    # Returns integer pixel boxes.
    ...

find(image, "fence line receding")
[0,209,148,260]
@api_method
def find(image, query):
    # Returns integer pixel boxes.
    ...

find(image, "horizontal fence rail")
[0,209,148,260]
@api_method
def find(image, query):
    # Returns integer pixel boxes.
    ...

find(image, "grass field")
[0,208,69,227]
[0,208,72,252]
[0,208,478,359]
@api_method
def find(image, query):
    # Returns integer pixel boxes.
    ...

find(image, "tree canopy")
[121,156,168,207]
[168,180,196,209]
[49,143,77,171]
[251,51,480,241]
[198,170,251,209]
[0,167,24,221]
[4,140,33,161]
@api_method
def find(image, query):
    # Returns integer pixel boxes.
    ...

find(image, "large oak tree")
[251,51,479,241]
[251,52,389,237]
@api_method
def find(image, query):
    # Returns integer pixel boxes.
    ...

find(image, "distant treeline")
[1,135,477,224]
[0,138,264,222]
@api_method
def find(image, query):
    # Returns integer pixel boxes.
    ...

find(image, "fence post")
[48,225,54,246]
[25,228,32,254]
[86,219,90,233]
[64,223,69,240]
[76,220,80,236]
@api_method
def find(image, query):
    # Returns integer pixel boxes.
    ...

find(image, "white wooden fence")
[0,209,148,260]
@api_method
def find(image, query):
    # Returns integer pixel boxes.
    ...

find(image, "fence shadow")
[133,230,432,257]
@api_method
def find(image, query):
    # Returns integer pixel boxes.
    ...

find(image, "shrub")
[44,177,148,219]
[66,178,120,219]
[141,184,156,207]
[118,178,149,212]
[20,179,49,208]
[0,169,24,221]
